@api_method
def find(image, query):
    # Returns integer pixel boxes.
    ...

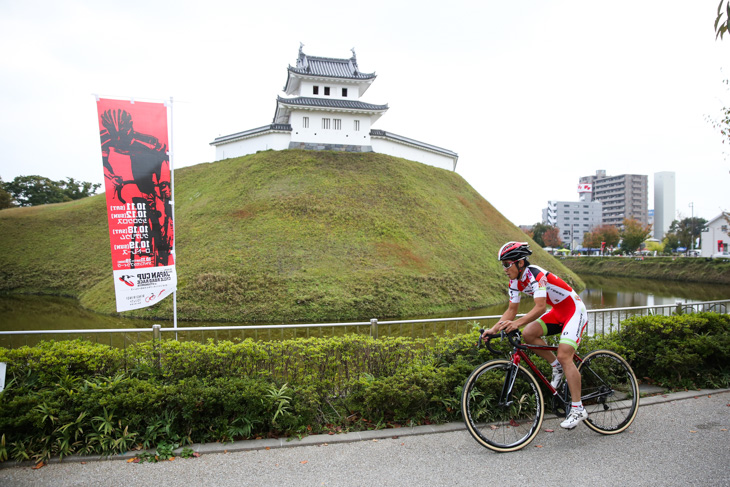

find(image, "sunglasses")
[502,260,518,269]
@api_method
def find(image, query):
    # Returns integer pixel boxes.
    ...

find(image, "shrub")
[1,313,728,463]
[617,312,730,389]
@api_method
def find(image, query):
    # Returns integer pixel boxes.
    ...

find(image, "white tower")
[654,171,675,240]
[275,45,388,151]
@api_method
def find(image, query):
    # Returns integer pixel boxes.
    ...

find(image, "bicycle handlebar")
[478,329,525,355]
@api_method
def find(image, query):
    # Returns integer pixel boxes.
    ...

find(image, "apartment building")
[579,170,648,227]
[542,200,603,248]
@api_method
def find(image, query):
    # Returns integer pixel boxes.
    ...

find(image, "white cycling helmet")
[498,241,532,262]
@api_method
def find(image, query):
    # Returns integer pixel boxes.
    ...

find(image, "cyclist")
[481,242,589,429]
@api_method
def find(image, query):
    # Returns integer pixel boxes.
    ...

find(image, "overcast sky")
[1,0,728,227]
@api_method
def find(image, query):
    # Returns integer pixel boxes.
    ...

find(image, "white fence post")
[0,362,6,393]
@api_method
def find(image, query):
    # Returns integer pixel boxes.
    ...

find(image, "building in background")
[653,171,675,241]
[210,45,458,171]
[700,213,730,257]
[579,170,648,227]
[542,199,603,249]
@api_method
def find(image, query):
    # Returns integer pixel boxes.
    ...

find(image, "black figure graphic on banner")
[100,109,173,268]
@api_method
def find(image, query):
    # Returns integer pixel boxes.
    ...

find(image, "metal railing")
[1,299,728,349]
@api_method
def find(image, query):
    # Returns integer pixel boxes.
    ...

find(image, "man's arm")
[488,297,547,335]
[500,301,519,323]
[482,301,520,336]
[509,296,546,330]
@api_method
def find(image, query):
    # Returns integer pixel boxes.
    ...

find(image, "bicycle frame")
[508,344,583,397]
[485,332,583,411]
[492,333,615,410]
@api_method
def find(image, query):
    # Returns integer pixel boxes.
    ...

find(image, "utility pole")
[571,224,574,254]
[689,202,694,252]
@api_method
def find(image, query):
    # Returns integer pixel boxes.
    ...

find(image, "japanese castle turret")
[210,46,458,171]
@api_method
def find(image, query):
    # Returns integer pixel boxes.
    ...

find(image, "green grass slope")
[0,150,582,322]
[562,256,730,285]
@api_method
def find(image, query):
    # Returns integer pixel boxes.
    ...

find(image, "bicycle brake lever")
[476,329,485,348]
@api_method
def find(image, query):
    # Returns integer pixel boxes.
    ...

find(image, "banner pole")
[168,96,178,339]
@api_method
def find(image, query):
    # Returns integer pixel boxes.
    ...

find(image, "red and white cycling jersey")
[509,265,588,348]
[508,265,576,307]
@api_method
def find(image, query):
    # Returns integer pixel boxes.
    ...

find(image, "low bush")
[1,313,728,464]
[617,312,730,389]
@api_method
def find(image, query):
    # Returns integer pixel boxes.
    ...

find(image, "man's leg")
[521,321,556,364]
[556,343,580,403]
[558,341,588,428]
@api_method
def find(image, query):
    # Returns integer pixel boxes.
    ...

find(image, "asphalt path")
[1,390,729,486]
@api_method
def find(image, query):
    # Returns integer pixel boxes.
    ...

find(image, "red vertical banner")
[96,98,176,312]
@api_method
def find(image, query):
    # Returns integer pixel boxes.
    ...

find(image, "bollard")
[153,324,162,369]
[153,324,161,342]
[370,318,378,339]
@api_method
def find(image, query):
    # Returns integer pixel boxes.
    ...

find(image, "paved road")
[1,390,729,486]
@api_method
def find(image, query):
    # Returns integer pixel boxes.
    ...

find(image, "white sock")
[551,359,561,369]
[572,402,583,410]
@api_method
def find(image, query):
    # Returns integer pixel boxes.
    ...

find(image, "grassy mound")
[0,150,581,322]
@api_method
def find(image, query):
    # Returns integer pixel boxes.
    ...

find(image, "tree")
[542,227,562,248]
[583,224,620,253]
[527,222,553,247]
[59,177,101,201]
[663,232,681,253]
[668,217,708,250]
[645,240,664,253]
[620,218,652,254]
[582,231,601,250]
[3,175,100,207]
[706,78,730,160]
[0,177,15,209]
[716,0,729,39]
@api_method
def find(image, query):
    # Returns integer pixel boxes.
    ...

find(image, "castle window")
[313,86,319,95]
[322,118,331,129]
[324,87,331,96]
[302,117,309,128]
[333,119,341,130]
[354,120,360,131]
[342,88,348,97]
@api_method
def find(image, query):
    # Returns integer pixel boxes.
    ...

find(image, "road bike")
[461,330,639,452]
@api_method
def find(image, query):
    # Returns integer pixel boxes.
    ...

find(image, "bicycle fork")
[498,358,521,408]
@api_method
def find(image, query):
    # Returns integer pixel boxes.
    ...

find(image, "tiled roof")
[277,96,388,111]
[210,124,291,146]
[289,47,375,80]
[370,130,459,160]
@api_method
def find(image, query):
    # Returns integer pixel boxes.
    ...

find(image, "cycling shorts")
[537,294,588,349]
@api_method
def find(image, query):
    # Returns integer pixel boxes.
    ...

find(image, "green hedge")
[1,313,728,464]
[617,312,730,388]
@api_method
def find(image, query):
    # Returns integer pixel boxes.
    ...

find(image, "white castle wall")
[214,132,291,160]
[370,137,457,172]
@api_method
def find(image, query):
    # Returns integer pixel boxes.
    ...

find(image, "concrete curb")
[4,387,729,468]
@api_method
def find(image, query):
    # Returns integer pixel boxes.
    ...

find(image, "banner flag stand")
[166,96,178,338]
[94,95,178,323]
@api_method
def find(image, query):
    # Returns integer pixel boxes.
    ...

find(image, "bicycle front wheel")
[461,359,544,452]
[578,350,639,434]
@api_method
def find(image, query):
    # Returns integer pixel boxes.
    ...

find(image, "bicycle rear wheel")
[461,359,544,452]
[578,350,639,434]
